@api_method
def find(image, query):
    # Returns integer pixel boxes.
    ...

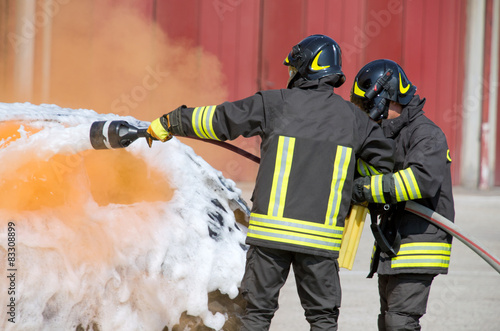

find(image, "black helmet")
[351,59,416,120]
[283,34,345,88]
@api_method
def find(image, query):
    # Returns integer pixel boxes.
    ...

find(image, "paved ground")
[236,183,500,331]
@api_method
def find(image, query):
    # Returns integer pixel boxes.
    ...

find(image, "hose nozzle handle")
[90,120,152,150]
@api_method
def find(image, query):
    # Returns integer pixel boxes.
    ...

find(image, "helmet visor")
[287,66,298,88]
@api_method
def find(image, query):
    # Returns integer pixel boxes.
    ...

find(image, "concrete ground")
[236,183,500,331]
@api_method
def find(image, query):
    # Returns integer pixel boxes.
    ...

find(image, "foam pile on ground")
[0,102,249,330]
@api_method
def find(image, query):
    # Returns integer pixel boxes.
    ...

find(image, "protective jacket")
[165,78,394,258]
[370,95,454,275]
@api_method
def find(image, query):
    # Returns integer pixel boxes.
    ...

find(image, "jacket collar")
[292,76,337,91]
[382,95,426,138]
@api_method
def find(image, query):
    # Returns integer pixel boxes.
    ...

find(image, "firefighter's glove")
[352,175,395,205]
[351,176,372,204]
[146,116,172,147]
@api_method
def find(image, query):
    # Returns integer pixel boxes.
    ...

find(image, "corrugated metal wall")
[154,0,261,101]
[257,0,466,184]
[151,0,466,183]
[0,0,469,183]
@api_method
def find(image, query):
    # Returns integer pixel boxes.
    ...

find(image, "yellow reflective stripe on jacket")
[371,174,385,203]
[391,256,450,268]
[397,242,452,255]
[325,146,352,226]
[248,213,344,251]
[391,242,452,268]
[268,136,295,217]
[403,168,422,198]
[191,105,220,140]
[393,172,409,201]
[356,159,382,176]
[393,168,422,202]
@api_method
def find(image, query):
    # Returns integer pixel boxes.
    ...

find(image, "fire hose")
[89,120,500,274]
[89,120,260,163]
[405,201,500,274]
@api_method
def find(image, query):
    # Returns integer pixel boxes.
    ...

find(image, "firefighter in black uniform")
[350,59,455,331]
[147,35,395,330]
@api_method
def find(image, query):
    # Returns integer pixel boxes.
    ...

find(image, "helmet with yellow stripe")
[283,34,345,89]
[351,59,416,120]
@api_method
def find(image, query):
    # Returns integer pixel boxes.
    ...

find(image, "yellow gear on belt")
[338,204,369,270]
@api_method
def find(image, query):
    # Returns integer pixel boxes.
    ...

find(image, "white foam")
[0,102,249,330]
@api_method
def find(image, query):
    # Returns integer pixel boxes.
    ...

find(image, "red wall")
[257,0,466,184]
[155,0,261,104]
[95,0,466,183]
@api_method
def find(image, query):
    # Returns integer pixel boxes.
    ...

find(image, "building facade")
[1,0,499,187]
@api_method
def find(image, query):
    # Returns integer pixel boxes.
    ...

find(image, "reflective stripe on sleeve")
[393,168,422,201]
[371,174,385,203]
[356,159,382,176]
[191,105,220,140]
[402,168,422,199]
[393,172,409,201]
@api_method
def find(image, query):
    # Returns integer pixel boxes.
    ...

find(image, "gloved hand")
[146,117,172,147]
[351,176,371,204]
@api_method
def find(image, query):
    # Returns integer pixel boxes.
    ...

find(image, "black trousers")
[378,274,435,331]
[240,246,341,331]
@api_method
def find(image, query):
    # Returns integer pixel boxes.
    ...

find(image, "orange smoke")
[47,1,228,120]
[0,1,228,118]
[0,121,172,211]
[1,0,258,182]
[0,121,173,264]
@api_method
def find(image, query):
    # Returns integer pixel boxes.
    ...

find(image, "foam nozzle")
[90,120,149,150]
